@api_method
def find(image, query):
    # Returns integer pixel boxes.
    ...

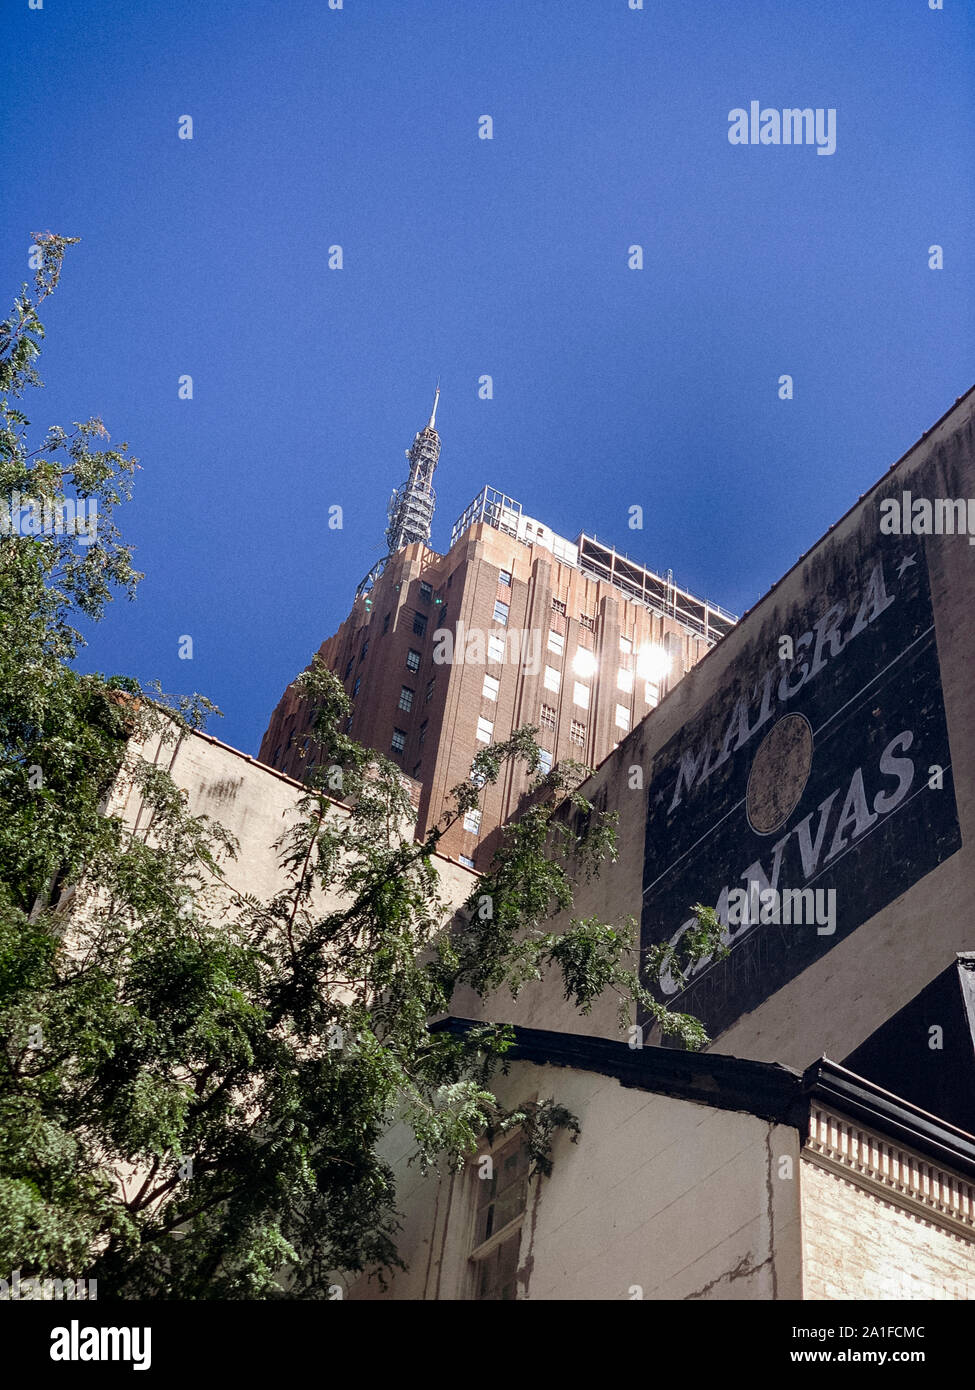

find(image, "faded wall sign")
[641,534,961,1040]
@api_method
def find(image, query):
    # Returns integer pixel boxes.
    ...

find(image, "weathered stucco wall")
[347,1060,803,1301]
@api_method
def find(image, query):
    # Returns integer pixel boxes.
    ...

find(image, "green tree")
[0,238,724,1298]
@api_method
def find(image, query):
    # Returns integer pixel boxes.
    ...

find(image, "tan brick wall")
[801,1159,975,1300]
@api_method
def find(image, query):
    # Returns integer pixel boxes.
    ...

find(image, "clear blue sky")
[3,0,972,755]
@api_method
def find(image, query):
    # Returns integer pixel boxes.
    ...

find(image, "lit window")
[617,668,633,693]
[543,665,560,693]
[488,634,505,664]
[406,649,421,672]
[547,630,564,655]
[645,682,659,707]
[615,704,630,731]
[391,729,406,754]
[620,636,633,655]
[476,716,494,744]
[494,600,509,626]
[569,719,585,746]
[482,674,500,701]
[459,854,475,869]
[573,648,597,678]
[636,644,672,682]
[463,808,482,834]
[498,569,512,587]
[413,611,428,637]
[398,686,414,712]
[539,704,556,731]
[573,682,589,709]
[538,749,552,774]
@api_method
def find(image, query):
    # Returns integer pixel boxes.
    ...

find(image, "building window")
[419,581,433,602]
[573,682,589,709]
[463,808,482,834]
[493,599,509,626]
[488,633,505,664]
[615,704,630,731]
[579,613,594,631]
[620,636,633,655]
[447,572,453,588]
[413,611,428,637]
[383,612,391,634]
[547,630,564,656]
[543,665,560,693]
[552,598,566,616]
[352,677,361,697]
[398,686,414,712]
[498,569,511,587]
[459,854,475,869]
[569,719,585,746]
[360,639,369,659]
[425,678,435,702]
[482,674,500,701]
[538,748,552,775]
[646,682,659,707]
[476,716,494,744]
[344,658,354,679]
[539,704,556,731]
[391,729,406,755]
[470,1133,529,1301]
[413,762,422,778]
[406,648,421,672]
[617,668,633,693]
[419,719,428,746]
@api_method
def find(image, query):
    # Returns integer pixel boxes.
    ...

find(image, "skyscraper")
[259,397,735,868]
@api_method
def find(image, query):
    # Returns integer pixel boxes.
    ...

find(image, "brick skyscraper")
[259,397,735,869]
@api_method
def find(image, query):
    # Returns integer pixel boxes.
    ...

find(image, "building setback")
[259,401,735,869]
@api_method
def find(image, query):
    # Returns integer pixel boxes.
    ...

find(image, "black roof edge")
[429,1017,802,1125]
[800,1057,975,1182]
[429,1019,975,1182]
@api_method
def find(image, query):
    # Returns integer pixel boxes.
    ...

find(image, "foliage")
[0,238,726,1298]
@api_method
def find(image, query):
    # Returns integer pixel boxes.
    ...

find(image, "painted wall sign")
[641,534,961,1040]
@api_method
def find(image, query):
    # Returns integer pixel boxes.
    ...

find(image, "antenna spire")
[427,379,440,431]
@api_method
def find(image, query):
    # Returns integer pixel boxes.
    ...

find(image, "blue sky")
[3,0,972,755]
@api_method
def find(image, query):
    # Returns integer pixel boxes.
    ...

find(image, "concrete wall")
[109,723,477,913]
[347,1060,803,1301]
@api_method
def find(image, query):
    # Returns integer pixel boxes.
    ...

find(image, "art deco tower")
[260,391,734,870]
